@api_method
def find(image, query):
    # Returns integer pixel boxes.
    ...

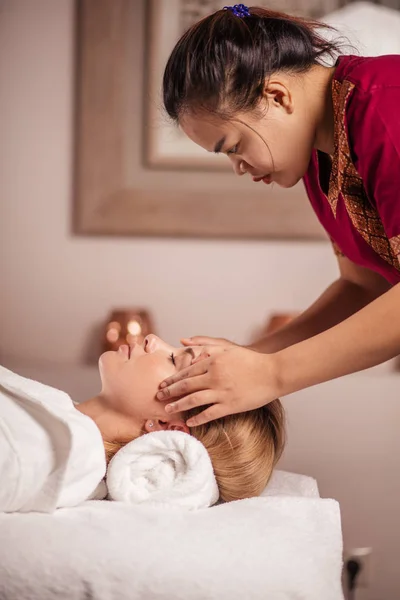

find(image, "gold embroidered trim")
[389,235,400,260]
[326,79,400,271]
[330,237,344,257]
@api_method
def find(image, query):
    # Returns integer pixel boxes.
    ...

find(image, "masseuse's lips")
[252,174,272,185]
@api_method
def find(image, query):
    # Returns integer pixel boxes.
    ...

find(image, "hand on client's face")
[181,336,239,349]
[98,335,203,434]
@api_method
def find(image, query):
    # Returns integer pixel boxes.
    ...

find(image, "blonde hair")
[103,400,285,503]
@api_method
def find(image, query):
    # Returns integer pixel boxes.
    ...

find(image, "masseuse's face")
[99,335,199,433]
[180,77,315,189]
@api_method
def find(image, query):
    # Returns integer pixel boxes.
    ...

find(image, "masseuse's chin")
[277,173,303,188]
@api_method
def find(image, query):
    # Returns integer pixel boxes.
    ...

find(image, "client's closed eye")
[169,353,176,366]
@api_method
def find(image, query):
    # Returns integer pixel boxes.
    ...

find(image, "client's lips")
[128,342,137,358]
[119,344,130,358]
[252,174,272,185]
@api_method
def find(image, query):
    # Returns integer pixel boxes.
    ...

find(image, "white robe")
[0,366,107,513]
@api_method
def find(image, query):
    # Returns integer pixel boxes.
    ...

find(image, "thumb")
[181,336,223,346]
[192,345,227,363]
[191,350,211,364]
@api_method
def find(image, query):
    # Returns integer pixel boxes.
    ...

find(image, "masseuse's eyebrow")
[213,136,226,154]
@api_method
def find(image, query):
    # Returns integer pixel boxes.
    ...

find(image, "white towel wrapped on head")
[106,430,219,509]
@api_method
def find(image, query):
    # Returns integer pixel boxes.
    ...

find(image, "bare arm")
[275,277,400,397]
[157,257,397,427]
[249,255,391,353]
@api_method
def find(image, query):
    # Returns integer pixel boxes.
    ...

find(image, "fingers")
[161,389,227,427]
[159,358,209,391]
[191,351,210,365]
[186,404,228,427]
[191,345,225,364]
[157,371,208,402]
[163,390,215,418]
[181,336,225,347]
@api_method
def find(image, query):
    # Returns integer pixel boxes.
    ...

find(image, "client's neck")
[76,396,140,443]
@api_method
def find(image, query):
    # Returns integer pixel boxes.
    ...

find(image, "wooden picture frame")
[145,0,230,170]
[73,0,328,239]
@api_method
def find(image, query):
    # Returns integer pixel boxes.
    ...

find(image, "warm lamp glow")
[103,309,155,353]
[127,320,142,336]
[106,328,120,343]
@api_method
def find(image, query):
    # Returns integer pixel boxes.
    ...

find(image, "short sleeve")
[348,85,400,265]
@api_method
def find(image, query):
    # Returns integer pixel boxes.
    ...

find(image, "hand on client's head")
[96,334,202,436]
[77,334,286,504]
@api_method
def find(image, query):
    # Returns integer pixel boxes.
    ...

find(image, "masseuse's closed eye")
[227,144,239,155]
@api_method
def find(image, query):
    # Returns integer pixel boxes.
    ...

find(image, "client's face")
[98,335,200,433]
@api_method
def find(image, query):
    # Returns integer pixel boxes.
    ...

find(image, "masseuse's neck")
[306,64,336,155]
[76,396,140,442]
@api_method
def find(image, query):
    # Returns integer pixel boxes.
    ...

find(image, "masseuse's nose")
[231,157,248,177]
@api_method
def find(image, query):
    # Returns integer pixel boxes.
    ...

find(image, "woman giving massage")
[154,5,400,431]
[0,335,285,513]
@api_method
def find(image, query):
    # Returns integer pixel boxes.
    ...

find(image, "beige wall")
[0,0,338,366]
[1,1,399,599]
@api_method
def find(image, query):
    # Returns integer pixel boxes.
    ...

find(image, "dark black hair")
[163,6,342,122]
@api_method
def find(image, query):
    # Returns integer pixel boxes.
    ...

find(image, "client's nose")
[144,334,156,352]
[144,334,172,353]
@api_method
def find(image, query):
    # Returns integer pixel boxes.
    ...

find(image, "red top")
[303,54,400,285]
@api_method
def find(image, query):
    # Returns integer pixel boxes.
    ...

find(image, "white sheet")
[261,468,319,498]
[0,472,344,600]
[0,366,106,513]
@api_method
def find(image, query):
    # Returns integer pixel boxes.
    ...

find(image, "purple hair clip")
[223,4,251,18]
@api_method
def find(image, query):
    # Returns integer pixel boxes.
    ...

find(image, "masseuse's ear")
[144,419,190,435]
[263,78,294,115]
